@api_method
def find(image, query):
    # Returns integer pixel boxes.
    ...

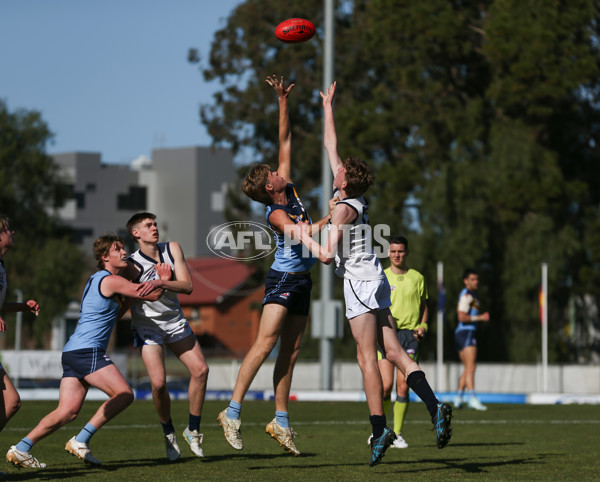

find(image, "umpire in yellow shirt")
[377,235,428,449]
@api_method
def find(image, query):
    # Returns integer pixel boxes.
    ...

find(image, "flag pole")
[541,262,548,393]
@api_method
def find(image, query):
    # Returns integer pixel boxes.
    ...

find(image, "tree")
[194,0,600,362]
[0,99,86,345]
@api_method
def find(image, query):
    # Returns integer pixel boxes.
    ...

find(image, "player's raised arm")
[266,74,294,184]
[320,81,343,176]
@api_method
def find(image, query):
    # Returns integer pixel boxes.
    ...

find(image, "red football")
[275,18,316,43]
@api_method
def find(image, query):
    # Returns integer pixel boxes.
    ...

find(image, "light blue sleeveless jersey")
[266,184,317,272]
[455,287,479,333]
[63,270,125,352]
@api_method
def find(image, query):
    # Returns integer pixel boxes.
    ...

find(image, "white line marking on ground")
[3,419,598,432]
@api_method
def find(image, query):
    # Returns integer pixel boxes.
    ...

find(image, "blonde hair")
[241,164,273,205]
[93,233,124,269]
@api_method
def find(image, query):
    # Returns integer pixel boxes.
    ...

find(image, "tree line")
[192,0,600,362]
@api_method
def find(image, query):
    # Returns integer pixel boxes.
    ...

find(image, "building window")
[75,192,85,209]
[73,228,94,245]
[86,183,96,192]
[118,186,147,210]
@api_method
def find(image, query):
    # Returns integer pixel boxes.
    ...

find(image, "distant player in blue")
[218,75,332,457]
[454,268,490,411]
[7,234,164,469]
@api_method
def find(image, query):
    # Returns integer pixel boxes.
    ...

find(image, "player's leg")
[378,309,452,448]
[233,303,286,403]
[0,368,21,431]
[219,303,287,450]
[368,356,394,445]
[62,362,134,465]
[393,369,410,448]
[378,357,395,411]
[84,363,134,430]
[273,313,307,412]
[392,330,418,447]
[8,377,87,468]
[141,343,180,460]
[459,344,486,410]
[350,311,385,416]
[169,334,208,457]
[350,311,396,466]
[265,312,307,456]
[455,331,467,408]
[141,343,171,423]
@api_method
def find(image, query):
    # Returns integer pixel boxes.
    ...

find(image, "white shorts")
[132,319,194,347]
[343,278,391,319]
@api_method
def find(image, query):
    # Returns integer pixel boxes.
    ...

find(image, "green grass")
[1,400,599,480]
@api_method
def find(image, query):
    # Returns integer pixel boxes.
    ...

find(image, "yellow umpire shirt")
[384,267,428,331]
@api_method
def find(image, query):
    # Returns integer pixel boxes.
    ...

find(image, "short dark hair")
[462,268,478,280]
[126,212,156,239]
[93,233,124,269]
[389,235,408,249]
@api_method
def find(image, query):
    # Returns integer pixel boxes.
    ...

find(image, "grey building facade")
[52,146,236,257]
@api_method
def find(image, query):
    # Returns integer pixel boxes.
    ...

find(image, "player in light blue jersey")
[218,75,332,457]
[7,234,163,469]
[454,268,490,410]
[0,214,40,436]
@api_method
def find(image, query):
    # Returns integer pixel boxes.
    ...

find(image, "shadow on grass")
[204,452,317,463]
[3,457,192,480]
[233,451,542,474]
[386,455,542,474]
[447,442,525,447]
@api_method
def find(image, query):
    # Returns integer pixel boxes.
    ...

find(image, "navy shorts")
[62,348,114,380]
[378,329,419,362]
[263,269,312,316]
[455,330,477,353]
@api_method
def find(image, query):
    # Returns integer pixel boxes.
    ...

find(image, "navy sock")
[188,413,201,432]
[406,370,439,421]
[370,414,386,439]
[161,418,175,435]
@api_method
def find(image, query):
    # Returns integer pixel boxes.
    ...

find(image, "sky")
[1,0,243,165]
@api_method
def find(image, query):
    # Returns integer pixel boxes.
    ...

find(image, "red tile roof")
[178,257,258,305]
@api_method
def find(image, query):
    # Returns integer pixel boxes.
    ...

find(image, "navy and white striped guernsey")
[128,242,185,326]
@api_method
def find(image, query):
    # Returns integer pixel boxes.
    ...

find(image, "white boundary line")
[3,418,598,433]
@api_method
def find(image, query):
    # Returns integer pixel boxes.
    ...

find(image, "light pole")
[319,0,335,390]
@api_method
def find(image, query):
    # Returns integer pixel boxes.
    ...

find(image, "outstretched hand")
[266,74,294,98]
[320,81,337,107]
